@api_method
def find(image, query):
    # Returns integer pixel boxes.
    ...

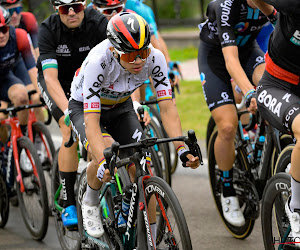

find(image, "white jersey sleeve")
[149,48,173,102]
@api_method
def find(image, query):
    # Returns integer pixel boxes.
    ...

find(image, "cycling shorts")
[198,40,265,111]
[257,70,300,134]
[69,97,148,158]
[37,72,68,123]
[0,70,27,102]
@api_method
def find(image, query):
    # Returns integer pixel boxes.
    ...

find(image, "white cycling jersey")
[70,39,172,114]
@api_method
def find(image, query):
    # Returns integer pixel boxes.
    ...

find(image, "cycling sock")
[20,125,27,136]
[290,176,300,212]
[150,223,157,248]
[59,171,77,208]
[83,184,100,206]
[221,169,236,197]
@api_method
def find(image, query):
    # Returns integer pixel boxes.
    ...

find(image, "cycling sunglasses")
[116,47,151,63]
[8,6,22,15]
[0,26,10,34]
[56,1,85,15]
[97,4,124,16]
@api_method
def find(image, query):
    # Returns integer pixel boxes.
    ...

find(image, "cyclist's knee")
[8,84,28,105]
[217,122,237,141]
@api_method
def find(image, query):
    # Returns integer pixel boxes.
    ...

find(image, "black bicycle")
[207,110,291,239]
[77,130,203,249]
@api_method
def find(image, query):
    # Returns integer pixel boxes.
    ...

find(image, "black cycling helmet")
[0,5,11,27]
[107,12,150,53]
[50,0,85,7]
[0,0,22,7]
[92,0,125,7]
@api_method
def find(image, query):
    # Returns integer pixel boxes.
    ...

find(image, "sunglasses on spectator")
[8,6,22,15]
[56,1,85,15]
[97,4,124,16]
[0,26,9,34]
[115,47,151,63]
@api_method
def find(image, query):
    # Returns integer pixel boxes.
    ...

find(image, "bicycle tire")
[76,167,123,250]
[143,176,192,249]
[33,121,56,213]
[274,145,294,175]
[206,115,216,151]
[0,173,9,228]
[261,172,292,250]
[16,136,49,240]
[146,119,171,186]
[208,129,255,239]
[51,149,81,250]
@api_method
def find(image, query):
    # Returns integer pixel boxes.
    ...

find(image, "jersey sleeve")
[215,0,239,47]
[83,55,107,114]
[38,21,58,71]
[21,12,38,48]
[15,28,36,70]
[149,49,172,102]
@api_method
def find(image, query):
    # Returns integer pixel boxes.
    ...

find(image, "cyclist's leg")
[257,70,300,244]
[38,75,78,227]
[198,40,245,226]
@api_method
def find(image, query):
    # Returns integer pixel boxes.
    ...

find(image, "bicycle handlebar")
[140,99,158,105]
[0,103,45,115]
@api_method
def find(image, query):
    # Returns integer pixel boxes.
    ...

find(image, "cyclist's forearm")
[159,100,184,149]
[84,113,106,163]
[251,0,274,15]
[28,67,39,94]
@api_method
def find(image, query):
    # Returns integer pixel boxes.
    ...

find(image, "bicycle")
[0,103,49,240]
[76,130,203,249]
[207,110,289,239]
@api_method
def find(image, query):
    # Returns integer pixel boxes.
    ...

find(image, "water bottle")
[117,188,131,233]
[243,129,254,163]
[256,135,265,162]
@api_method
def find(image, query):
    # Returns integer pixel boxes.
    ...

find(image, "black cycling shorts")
[257,70,300,134]
[69,97,147,158]
[198,40,265,111]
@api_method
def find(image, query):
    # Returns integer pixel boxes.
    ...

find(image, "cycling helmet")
[0,6,11,27]
[0,0,22,7]
[92,0,125,7]
[50,0,84,7]
[107,12,150,52]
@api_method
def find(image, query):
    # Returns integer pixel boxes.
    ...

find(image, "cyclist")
[0,0,43,123]
[251,0,300,245]
[197,0,277,227]
[0,5,38,136]
[37,0,108,228]
[69,12,200,239]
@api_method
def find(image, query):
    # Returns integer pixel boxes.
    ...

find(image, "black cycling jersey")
[200,0,269,48]
[267,5,300,77]
[37,7,108,91]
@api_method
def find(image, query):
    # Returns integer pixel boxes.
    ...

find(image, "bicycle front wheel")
[0,173,9,228]
[16,136,49,240]
[261,173,291,250]
[144,176,192,250]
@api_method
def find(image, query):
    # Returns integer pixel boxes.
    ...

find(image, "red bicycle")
[0,103,49,240]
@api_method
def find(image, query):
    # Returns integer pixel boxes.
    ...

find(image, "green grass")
[176,80,210,140]
[168,46,198,62]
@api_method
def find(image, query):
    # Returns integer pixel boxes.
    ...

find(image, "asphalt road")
[0,121,265,250]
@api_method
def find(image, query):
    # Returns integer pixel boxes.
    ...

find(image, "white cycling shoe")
[221,195,245,227]
[285,199,300,247]
[82,202,104,238]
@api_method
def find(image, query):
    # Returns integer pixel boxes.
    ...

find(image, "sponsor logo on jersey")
[169,89,172,95]
[257,90,282,117]
[79,46,91,52]
[291,30,300,46]
[56,44,71,55]
[220,0,234,27]
[84,103,88,109]
[91,102,100,108]
[157,90,166,97]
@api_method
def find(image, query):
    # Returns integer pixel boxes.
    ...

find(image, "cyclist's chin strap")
[110,46,123,67]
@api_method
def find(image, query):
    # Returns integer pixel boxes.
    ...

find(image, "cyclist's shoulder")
[86,40,112,65]
[20,12,37,23]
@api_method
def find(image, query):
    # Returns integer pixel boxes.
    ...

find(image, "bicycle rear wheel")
[143,176,192,249]
[274,145,294,174]
[208,129,256,239]
[16,136,49,240]
[51,149,81,250]
[33,121,55,214]
[261,173,293,250]
[0,173,9,228]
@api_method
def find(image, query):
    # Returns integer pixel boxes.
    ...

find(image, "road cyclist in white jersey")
[68,12,200,240]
